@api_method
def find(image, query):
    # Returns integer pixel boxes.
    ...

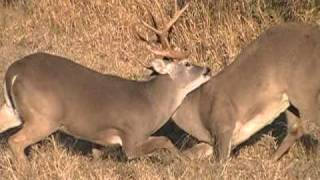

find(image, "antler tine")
[141,1,190,39]
[148,0,190,59]
[141,18,162,35]
[140,8,170,49]
[138,0,190,60]
[175,0,178,13]
[135,0,161,46]
[162,0,190,33]
[148,47,191,59]
[154,0,166,27]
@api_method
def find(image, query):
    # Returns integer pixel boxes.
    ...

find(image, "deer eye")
[185,62,191,67]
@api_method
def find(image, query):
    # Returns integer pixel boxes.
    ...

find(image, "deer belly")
[231,93,290,147]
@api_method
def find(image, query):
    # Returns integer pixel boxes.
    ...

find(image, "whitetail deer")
[172,23,320,161]
[0,0,211,162]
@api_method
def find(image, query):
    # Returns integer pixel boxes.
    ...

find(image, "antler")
[137,0,190,60]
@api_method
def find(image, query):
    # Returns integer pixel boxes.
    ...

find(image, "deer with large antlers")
[0,0,211,162]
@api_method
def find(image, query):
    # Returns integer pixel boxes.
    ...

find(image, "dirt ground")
[0,0,319,179]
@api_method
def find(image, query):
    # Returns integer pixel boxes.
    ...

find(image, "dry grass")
[0,0,320,179]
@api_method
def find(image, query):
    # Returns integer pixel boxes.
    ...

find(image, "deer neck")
[142,75,184,124]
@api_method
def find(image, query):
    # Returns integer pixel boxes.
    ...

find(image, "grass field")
[0,0,320,179]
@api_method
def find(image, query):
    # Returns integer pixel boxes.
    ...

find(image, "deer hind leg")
[123,135,178,160]
[272,107,304,161]
[8,117,58,163]
[274,92,320,161]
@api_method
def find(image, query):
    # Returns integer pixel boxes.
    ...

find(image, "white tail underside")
[0,75,22,132]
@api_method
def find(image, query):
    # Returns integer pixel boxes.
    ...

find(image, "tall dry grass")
[0,0,320,179]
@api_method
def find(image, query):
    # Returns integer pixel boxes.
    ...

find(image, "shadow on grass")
[0,113,318,161]
[156,112,319,159]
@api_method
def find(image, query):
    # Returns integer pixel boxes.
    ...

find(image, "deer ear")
[150,59,171,74]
